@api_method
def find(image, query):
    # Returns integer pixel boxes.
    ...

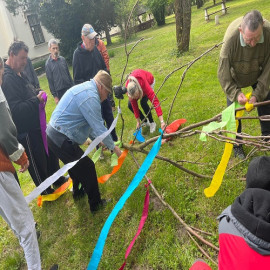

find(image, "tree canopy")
[4,0,117,61]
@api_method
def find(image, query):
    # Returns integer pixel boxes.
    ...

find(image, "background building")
[0,0,54,60]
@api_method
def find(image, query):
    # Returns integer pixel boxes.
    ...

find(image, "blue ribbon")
[87,132,163,270]
[133,128,145,143]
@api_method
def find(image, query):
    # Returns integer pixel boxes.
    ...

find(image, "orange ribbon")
[37,178,73,207]
[98,149,129,184]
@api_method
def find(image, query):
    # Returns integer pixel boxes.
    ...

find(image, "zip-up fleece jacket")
[125,69,163,119]
[96,39,110,71]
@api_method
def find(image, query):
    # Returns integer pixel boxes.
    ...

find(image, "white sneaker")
[146,119,151,127]
[149,122,156,133]
[99,149,104,160]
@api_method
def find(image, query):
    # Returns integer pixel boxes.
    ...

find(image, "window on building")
[27,14,45,45]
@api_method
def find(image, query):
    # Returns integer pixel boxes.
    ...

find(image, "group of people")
[0,23,165,269]
[1,8,270,270]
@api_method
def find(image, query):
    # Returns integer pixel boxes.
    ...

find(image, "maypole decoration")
[37,178,73,207]
[201,94,253,197]
[87,132,163,270]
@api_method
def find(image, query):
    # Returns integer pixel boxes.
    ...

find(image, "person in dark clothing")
[2,41,66,195]
[72,23,118,142]
[190,156,270,270]
[22,57,40,90]
[45,39,74,104]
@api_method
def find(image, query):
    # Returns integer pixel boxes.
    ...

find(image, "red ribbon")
[119,180,151,270]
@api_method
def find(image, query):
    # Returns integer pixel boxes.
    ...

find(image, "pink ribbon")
[39,92,48,155]
[119,181,151,270]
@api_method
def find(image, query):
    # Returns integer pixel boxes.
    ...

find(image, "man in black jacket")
[2,41,66,194]
[72,24,118,142]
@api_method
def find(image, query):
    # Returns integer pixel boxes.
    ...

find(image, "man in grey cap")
[72,23,118,143]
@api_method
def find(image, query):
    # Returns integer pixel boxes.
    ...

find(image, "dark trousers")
[47,136,101,210]
[108,92,115,108]
[227,98,242,146]
[18,129,64,194]
[128,95,154,123]
[101,97,118,141]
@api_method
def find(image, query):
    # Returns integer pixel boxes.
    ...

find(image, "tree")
[90,0,117,45]
[112,0,137,39]
[146,0,168,26]
[174,0,191,53]
[4,0,116,60]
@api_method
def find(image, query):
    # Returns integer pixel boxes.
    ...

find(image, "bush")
[33,59,47,75]
[109,50,115,58]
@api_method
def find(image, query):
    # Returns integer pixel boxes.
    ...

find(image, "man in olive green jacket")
[218,10,270,159]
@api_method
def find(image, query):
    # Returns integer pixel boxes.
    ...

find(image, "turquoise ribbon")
[133,128,145,143]
[87,132,163,270]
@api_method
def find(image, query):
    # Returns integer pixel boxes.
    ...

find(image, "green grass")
[1,0,270,269]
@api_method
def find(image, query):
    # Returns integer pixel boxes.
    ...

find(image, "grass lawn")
[1,0,270,269]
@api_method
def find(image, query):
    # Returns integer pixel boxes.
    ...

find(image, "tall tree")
[146,0,168,26]
[174,0,191,53]
[112,0,137,39]
[4,0,116,60]
[92,0,117,45]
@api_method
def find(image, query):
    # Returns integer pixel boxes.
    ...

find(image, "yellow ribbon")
[204,93,252,197]
[37,178,73,207]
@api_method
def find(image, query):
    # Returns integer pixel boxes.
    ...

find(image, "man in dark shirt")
[45,39,74,104]
[2,41,66,194]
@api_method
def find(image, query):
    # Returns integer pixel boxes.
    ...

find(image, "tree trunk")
[104,26,112,45]
[175,0,191,53]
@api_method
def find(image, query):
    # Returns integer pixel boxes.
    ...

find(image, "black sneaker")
[90,199,109,213]
[50,264,59,270]
[53,175,69,188]
[234,146,246,160]
[72,188,85,200]
[41,187,55,195]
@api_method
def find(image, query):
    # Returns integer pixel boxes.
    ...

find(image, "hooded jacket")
[218,188,270,270]
[2,64,40,136]
[72,42,107,85]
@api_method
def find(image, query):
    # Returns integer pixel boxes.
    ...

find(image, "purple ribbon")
[39,92,48,155]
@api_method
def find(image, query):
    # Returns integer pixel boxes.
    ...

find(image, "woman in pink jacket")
[126,69,165,133]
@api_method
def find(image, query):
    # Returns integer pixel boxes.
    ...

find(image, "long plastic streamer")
[87,132,163,270]
[25,108,121,204]
[119,181,151,270]
[98,149,128,183]
[92,147,102,164]
[204,104,245,197]
[133,128,145,143]
[39,92,49,155]
[37,178,73,207]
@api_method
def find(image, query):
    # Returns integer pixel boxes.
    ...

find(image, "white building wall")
[0,0,54,60]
